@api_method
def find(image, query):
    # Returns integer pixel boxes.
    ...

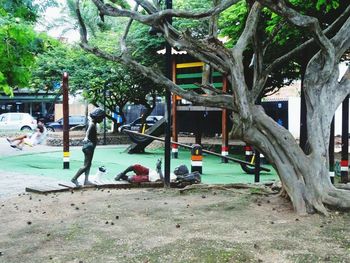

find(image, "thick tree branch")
[91,0,153,25]
[202,0,220,94]
[317,66,349,128]
[233,2,261,55]
[251,6,264,100]
[332,16,350,60]
[75,0,88,43]
[175,34,232,74]
[335,66,350,105]
[133,0,158,14]
[229,2,261,122]
[302,15,349,155]
[91,0,240,25]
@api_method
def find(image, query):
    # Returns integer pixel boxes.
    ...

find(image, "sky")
[35,0,80,43]
[35,0,135,43]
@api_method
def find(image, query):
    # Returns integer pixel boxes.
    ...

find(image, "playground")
[0,134,277,198]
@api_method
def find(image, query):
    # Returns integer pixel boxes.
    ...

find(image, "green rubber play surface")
[0,146,278,184]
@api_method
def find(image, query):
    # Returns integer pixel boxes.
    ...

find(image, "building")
[0,89,60,121]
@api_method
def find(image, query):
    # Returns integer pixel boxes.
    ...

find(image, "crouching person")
[115,159,167,183]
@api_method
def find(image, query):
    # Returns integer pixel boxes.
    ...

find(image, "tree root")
[335,184,350,191]
[179,183,276,195]
[311,200,329,216]
[323,188,350,211]
[278,188,290,200]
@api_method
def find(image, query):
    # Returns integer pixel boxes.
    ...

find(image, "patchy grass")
[0,188,349,263]
[130,239,256,263]
[290,253,347,263]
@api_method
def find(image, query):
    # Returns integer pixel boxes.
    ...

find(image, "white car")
[0,113,37,131]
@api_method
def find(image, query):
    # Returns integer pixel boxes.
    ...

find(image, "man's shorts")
[82,140,95,153]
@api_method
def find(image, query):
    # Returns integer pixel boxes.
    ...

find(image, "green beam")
[176,72,222,79]
[176,73,202,79]
[212,72,222,77]
[213,83,223,88]
[178,84,199,89]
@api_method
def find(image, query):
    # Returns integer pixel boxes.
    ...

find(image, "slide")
[126,118,166,153]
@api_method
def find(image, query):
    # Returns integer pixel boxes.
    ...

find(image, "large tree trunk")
[234,106,350,215]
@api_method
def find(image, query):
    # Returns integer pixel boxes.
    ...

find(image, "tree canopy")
[0,0,57,95]
[218,0,345,95]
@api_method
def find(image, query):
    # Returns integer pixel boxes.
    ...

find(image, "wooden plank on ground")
[26,180,186,194]
[25,184,69,194]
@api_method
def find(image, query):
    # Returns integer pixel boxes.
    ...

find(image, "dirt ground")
[0,187,349,263]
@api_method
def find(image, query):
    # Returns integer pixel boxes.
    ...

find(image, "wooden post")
[221,76,229,163]
[62,72,69,169]
[172,58,178,158]
[341,95,349,183]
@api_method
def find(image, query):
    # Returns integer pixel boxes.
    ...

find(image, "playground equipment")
[240,149,264,175]
[123,53,268,175]
[171,58,228,154]
[127,117,166,153]
[124,129,271,173]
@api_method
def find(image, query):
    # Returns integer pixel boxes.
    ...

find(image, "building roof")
[0,90,61,103]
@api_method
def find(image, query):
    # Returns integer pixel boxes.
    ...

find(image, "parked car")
[118,116,163,132]
[45,116,87,132]
[0,112,37,131]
